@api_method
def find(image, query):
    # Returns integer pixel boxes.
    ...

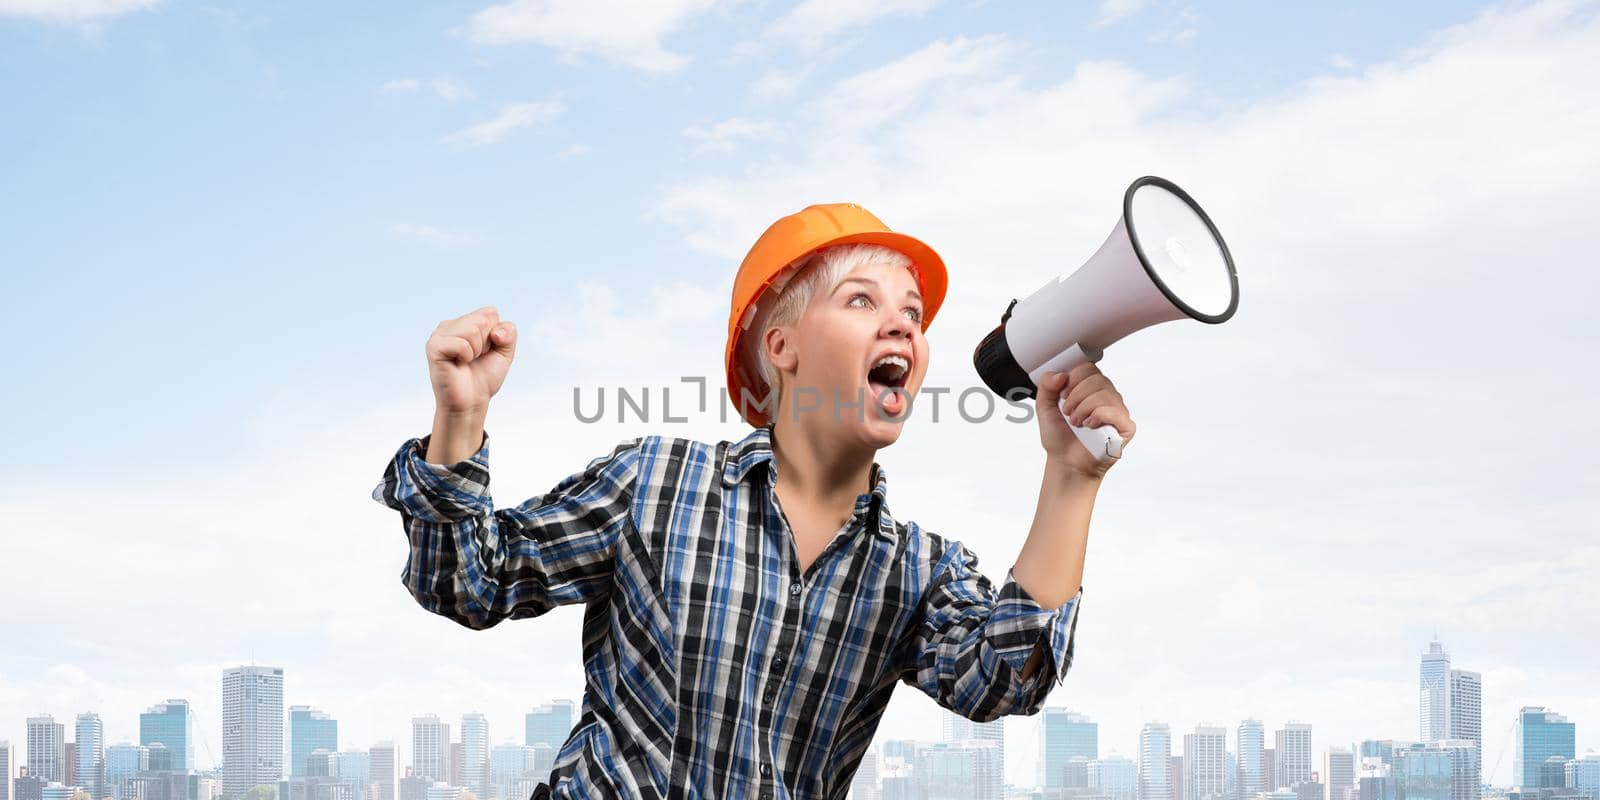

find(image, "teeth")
[871,354,909,380]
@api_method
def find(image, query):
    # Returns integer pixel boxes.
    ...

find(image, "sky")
[2,0,1598,791]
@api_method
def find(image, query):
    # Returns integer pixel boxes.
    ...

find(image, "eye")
[847,292,873,309]
[903,306,924,324]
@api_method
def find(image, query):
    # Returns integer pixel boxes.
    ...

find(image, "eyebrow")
[835,275,923,303]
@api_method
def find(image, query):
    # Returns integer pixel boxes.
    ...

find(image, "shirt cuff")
[369,430,495,523]
[990,567,1082,688]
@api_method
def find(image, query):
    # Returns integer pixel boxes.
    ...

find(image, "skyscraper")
[2,740,14,800]
[1092,755,1139,800]
[524,703,573,749]
[1276,724,1313,788]
[411,716,450,784]
[26,716,66,784]
[140,700,194,771]
[106,744,150,800]
[1513,707,1575,789]
[1239,721,1265,797]
[74,713,104,799]
[370,742,396,800]
[943,716,1005,775]
[1420,641,1451,743]
[1141,724,1173,800]
[1325,747,1354,800]
[1183,726,1226,800]
[1040,709,1098,789]
[222,665,285,799]
[288,707,338,777]
[1448,669,1482,798]
[459,714,488,800]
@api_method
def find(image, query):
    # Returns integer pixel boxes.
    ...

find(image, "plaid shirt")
[371,424,1082,800]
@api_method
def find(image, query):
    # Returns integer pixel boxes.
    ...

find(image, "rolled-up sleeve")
[897,539,1083,722]
[370,430,642,630]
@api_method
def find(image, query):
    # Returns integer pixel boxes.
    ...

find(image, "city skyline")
[4,637,1595,796]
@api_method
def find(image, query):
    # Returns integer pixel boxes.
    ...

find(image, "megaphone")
[974,176,1238,461]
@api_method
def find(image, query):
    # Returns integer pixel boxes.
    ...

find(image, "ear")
[763,324,799,374]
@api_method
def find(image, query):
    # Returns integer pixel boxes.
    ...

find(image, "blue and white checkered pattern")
[372,424,1082,799]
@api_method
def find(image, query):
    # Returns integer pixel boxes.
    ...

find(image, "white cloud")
[382,77,477,102]
[0,0,157,25]
[681,117,781,153]
[751,66,809,100]
[390,223,483,248]
[1092,0,1145,29]
[461,0,717,73]
[1148,6,1199,44]
[766,0,940,49]
[440,100,564,147]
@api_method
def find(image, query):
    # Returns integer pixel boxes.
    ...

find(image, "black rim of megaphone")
[1123,175,1239,325]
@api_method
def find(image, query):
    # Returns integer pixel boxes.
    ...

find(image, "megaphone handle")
[1058,396,1125,461]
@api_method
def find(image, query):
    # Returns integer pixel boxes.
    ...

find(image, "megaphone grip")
[1058,396,1125,461]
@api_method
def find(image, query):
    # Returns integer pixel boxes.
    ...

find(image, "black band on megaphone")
[973,323,1035,400]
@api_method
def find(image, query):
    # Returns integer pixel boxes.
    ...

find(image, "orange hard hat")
[724,202,948,428]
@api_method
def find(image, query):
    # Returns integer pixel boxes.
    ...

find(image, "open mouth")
[867,354,911,393]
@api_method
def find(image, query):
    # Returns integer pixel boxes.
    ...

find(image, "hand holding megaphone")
[975,176,1239,463]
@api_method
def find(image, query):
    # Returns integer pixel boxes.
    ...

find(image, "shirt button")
[763,687,775,703]
[773,655,786,669]
[789,582,801,597]
[760,764,771,778]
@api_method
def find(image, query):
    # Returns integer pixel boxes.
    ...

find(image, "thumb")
[1034,370,1069,408]
[489,322,516,360]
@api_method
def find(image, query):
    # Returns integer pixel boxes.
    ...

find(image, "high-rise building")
[1421,641,1451,743]
[489,744,535,800]
[849,748,880,800]
[523,704,573,750]
[1448,670,1481,799]
[1140,724,1173,800]
[1514,707,1575,790]
[1184,727,1226,800]
[1040,709,1098,789]
[2,740,13,800]
[289,707,338,777]
[1357,757,1395,800]
[1566,753,1600,800]
[74,714,104,799]
[449,743,463,790]
[943,715,1005,772]
[1172,756,1185,800]
[333,750,370,800]
[1239,721,1265,798]
[411,717,450,784]
[1325,747,1354,800]
[370,742,396,800]
[222,665,285,800]
[459,715,488,800]
[1395,743,1450,800]
[106,744,150,800]
[1092,755,1139,800]
[26,716,66,785]
[1276,725,1313,789]
[918,741,1001,800]
[140,701,195,772]
[1266,748,1277,792]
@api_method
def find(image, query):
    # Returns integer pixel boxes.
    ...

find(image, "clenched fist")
[427,305,518,416]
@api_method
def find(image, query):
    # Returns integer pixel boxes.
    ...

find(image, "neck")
[769,413,875,504]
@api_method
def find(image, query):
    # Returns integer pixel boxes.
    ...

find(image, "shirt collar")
[721,425,897,535]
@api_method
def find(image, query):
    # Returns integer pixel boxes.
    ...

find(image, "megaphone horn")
[974,176,1239,461]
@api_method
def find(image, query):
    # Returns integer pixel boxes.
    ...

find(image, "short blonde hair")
[739,243,918,418]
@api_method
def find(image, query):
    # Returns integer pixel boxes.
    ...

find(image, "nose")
[881,308,913,340]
